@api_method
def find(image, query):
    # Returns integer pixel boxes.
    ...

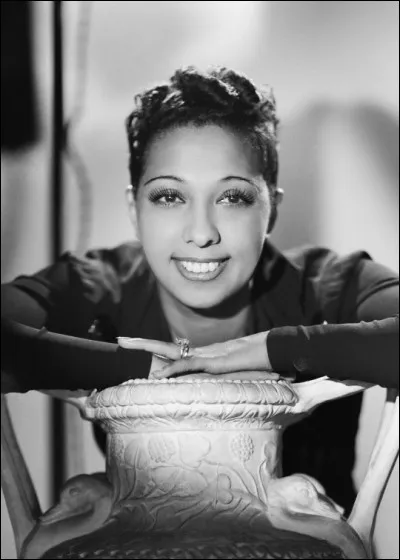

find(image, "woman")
[1,66,398,516]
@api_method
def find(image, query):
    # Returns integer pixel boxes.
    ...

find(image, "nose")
[182,205,220,248]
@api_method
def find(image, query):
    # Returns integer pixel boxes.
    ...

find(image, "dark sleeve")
[267,259,399,388]
[1,254,152,393]
[1,318,152,393]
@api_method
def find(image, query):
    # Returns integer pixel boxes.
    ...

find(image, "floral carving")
[217,473,234,505]
[148,435,176,463]
[178,433,211,468]
[230,432,255,463]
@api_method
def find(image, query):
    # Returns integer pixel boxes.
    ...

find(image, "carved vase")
[35,377,371,559]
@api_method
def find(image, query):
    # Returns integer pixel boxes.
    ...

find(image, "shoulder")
[6,240,148,307]
[281,243,398,321]
[69,240,148,304]
[341,257,398,319]
[259,242,395,323]
[352,259,399,304]
[280,244,389,296]
[281,243,369,280]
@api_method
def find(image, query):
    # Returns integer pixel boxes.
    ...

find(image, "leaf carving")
[178,434,211,467]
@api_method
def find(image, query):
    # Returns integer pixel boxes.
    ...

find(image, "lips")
[173,258,229,282]
[173,257,229,263]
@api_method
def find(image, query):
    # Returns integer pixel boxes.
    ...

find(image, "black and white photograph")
[1,1,398,559]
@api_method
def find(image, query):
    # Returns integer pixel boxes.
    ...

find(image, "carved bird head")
[39,473,112,525]
[268,474,345,520]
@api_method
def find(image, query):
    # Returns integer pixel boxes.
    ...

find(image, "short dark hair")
[125,66,280,200]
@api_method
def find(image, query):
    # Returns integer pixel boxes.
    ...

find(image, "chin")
[179,296,224,311]
[172,289,226,311]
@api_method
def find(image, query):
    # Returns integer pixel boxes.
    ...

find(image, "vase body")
[39,379,367,559]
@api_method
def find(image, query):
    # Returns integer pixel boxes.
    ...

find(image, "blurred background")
[1,1,398,557]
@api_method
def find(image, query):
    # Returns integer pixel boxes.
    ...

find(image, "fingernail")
[117,337,140,342]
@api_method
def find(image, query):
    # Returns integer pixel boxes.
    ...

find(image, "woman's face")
[132,124,272,310]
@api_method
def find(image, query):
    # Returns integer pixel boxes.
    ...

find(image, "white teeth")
[181,261,221,273]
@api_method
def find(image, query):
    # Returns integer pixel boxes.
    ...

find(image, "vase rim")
[85,378,298,411]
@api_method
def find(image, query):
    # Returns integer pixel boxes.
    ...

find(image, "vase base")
[41,524,346,559]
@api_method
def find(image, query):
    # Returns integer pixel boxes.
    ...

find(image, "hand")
[118,331,279,380]
[150,353,174,378]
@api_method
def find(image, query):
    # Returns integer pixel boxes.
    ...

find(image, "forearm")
[1,317,152,393]
[267,316,399,389]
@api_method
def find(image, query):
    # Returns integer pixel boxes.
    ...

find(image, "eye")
[148,188,184,207]
[219,188,255,206]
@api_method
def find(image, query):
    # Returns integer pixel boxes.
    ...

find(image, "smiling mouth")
[173,258,229,281]
[181,260,222,273]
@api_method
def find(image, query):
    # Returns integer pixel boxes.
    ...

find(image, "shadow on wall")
[273,102,399,252]
[348,103,399,186]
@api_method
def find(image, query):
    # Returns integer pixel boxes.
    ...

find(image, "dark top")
[1,240,399,515]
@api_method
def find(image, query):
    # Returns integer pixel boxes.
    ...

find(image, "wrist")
[263,331,272,370]
[253,330,272,370]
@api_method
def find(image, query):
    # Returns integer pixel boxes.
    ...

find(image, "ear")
[275,187,284,206]
[125,185,140,240]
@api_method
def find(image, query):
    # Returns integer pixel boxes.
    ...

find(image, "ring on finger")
[175,337,191,359]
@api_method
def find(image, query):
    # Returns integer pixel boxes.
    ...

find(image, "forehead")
[141,124,262,182]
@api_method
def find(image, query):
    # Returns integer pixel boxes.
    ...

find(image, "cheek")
[221,210,268,249]
[137,211,177,252]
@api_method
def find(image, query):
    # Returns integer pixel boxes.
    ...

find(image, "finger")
[117,337,180,360]
[150,369,281,381]
[151,357,209,378]
[151,355,242,378]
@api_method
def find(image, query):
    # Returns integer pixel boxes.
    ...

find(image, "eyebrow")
[144,175,184,186]
[221,176,257,186]
[144,174,260,189]
[221,175,263,194]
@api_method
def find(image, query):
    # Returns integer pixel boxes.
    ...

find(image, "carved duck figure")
[21,473,112,559]
[265,473,368,559]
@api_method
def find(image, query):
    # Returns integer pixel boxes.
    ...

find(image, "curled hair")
[126,66,279,199]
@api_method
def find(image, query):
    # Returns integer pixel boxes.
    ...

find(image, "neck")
[157,283,253,347]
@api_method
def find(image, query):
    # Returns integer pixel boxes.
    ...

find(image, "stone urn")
[2,376,398,559]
